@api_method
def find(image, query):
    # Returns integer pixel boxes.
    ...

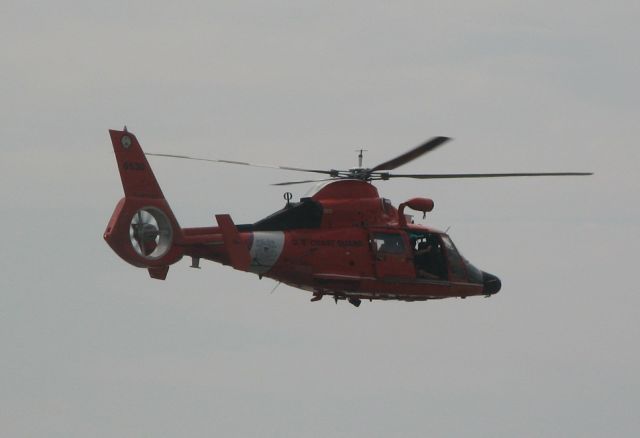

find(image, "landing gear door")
[370,231,414,279]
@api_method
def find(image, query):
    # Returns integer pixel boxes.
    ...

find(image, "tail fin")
[104,128,183,274]
[109,129,165,199]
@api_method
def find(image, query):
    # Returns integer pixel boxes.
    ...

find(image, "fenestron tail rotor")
[128,207,173,259]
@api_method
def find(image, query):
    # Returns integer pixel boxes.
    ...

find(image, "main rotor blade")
[369,137,451,172]
[271,178,337,186]
[145,153,336,176]
[380,171,593,179]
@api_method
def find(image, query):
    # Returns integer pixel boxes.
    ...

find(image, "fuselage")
[182,179,500,301]
[104,129,500,304]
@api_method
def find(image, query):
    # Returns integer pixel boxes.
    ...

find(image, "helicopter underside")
[269,274,489,304]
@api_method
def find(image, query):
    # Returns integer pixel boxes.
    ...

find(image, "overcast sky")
[2,1,639,437]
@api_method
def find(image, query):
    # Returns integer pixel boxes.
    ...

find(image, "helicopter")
[104,128,591,307]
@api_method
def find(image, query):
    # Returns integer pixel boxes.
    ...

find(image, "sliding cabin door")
[370,231,415,280]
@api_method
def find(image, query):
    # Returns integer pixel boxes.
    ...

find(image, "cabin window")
[372,232,405,254]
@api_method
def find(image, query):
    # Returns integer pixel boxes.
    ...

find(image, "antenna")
[270,281,281,294]
[283,191,293,207]
[355,149,368,168]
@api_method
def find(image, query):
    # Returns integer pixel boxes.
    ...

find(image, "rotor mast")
[356,148,368,169]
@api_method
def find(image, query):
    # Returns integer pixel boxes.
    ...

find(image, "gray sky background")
[1,1,639,437]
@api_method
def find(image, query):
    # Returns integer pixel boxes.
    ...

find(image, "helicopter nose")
[482,271,501,295]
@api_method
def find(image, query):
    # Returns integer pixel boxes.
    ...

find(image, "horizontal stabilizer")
[216,214,251,271]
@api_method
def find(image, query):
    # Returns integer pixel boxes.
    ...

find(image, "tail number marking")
[123,161,145,171]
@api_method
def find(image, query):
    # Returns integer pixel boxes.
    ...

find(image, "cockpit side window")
[372,232,405,254]
[408,231,448,280]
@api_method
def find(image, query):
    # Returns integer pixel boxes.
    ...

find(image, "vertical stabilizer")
[109,129,164,199]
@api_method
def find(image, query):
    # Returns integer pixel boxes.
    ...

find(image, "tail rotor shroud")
[129,207,173,259]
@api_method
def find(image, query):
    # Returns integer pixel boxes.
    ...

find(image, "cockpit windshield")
[441,235,483,284]
[408,231,483,284]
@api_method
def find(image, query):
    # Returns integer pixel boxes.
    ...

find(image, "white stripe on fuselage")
[249,231,285,275]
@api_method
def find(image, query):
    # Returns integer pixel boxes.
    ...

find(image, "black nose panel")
[482,271,502,295]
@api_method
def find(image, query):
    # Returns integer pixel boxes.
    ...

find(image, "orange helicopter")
[104,128,591,307]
